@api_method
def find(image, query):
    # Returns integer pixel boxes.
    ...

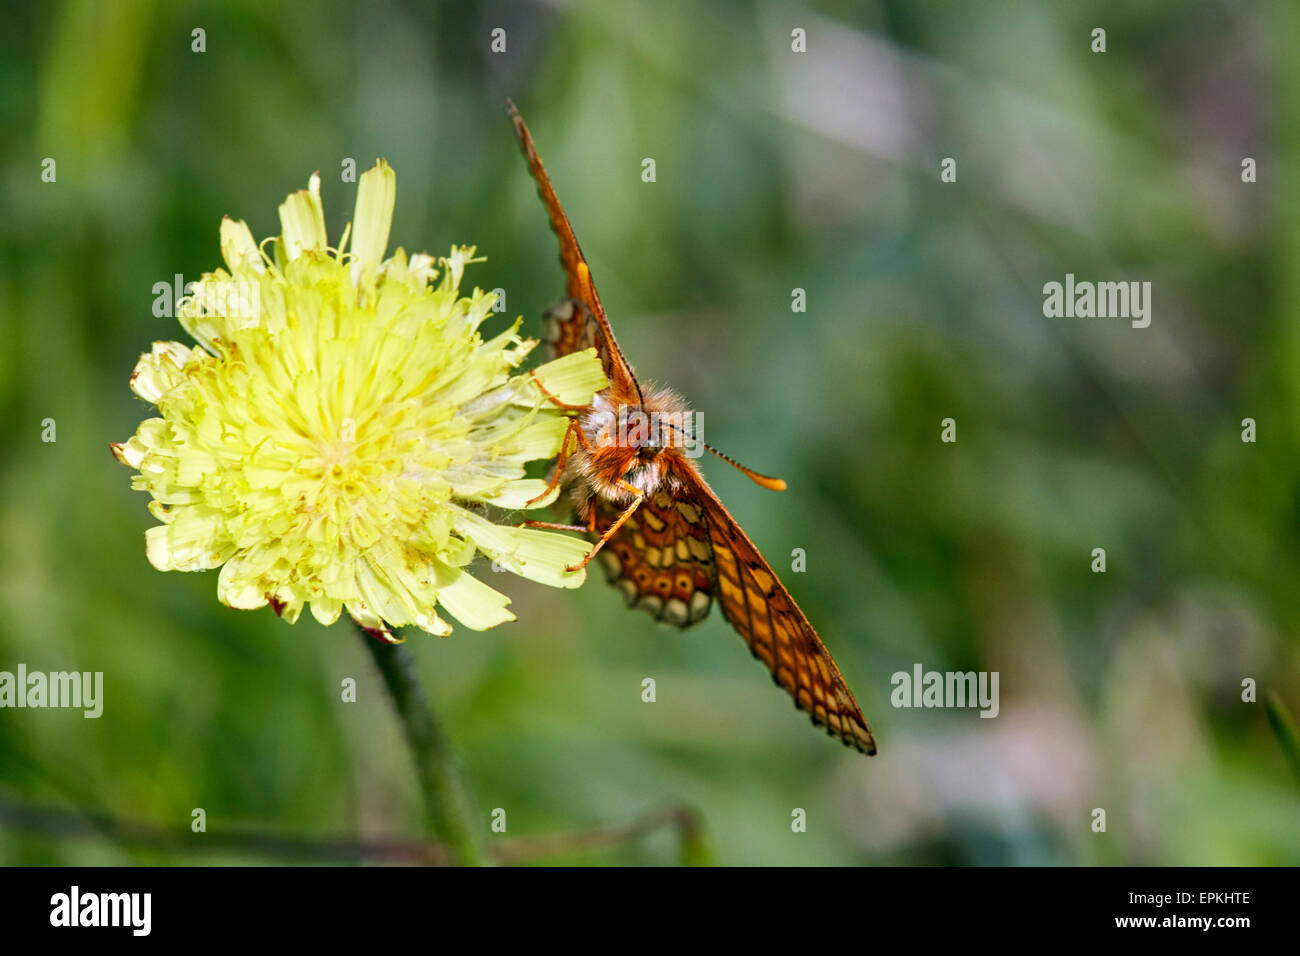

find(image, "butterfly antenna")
[704,442,787,491]
[664,421,786,491]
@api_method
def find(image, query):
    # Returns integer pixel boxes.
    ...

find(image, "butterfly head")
[579,388,696,500]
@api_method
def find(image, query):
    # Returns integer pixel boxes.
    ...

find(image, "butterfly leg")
[520,493,600,535]
[565,480,644,572]
[525,417,582,507]
[522,520,589,532]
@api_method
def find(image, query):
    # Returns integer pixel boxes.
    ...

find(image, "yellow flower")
[113,161,605,641]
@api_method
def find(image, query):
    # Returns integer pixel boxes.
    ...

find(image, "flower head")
[114,161,605,640]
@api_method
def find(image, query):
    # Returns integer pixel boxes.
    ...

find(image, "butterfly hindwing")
[540,298,632,393]
[590,489,715,628]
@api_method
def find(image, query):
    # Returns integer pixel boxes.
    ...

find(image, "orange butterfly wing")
[590,489,716,628]
[685,468,877,755]
[510,101,875,756]
[589,467,876,755]
[508,101,638,396]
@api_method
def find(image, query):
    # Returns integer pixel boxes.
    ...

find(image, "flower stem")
[358,628,483,865]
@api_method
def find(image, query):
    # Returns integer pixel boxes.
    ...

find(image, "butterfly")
[508,102,876,756]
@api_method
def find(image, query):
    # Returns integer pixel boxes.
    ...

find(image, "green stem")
[358,628,483,865]
[1266,692,1300,788]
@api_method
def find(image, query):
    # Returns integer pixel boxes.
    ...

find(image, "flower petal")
[451,506,590,589]
[277,172,327,261]
[129,341,192,402]
[436,564,517,630]
[220,217,265,274]
[522,349,608,406]
[350,160,396,275]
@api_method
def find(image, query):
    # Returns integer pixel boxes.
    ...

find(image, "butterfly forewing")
[509,102,638,396]
[592,470,875,753]
[684,471,877,754]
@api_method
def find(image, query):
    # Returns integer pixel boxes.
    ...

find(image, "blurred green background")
[2,0,1299,865]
